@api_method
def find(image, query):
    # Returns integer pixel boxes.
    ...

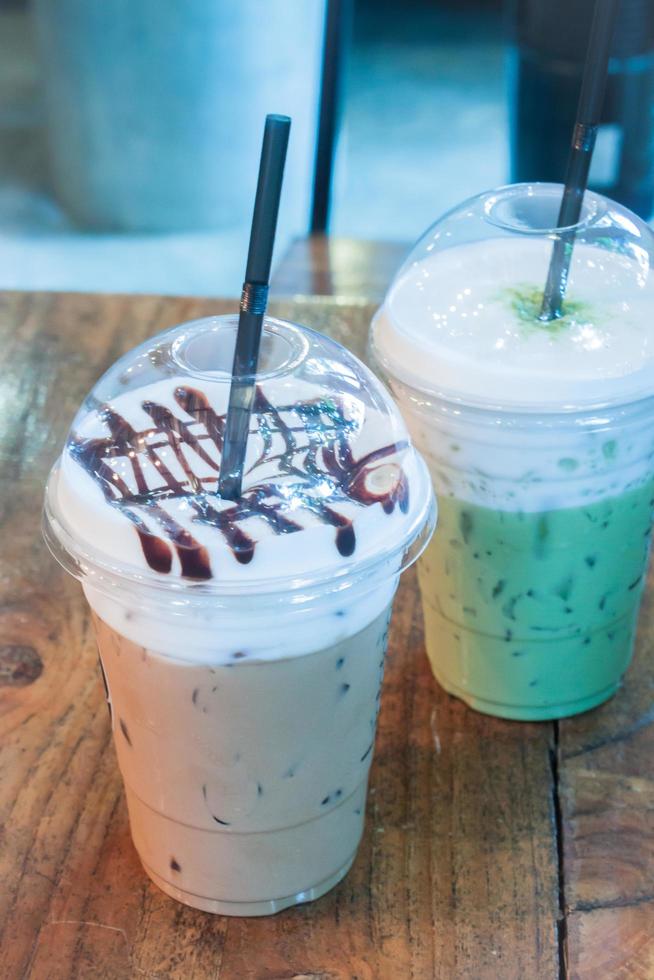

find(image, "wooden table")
[271,235,408,301]
[1,289,653,980]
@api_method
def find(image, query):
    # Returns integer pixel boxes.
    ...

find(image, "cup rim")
[169,314,310,383]
[43,462,436,601]
[481,182,607,236]
[369,320,654,418]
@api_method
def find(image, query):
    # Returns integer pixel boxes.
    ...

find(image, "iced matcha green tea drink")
[371,183,654,720]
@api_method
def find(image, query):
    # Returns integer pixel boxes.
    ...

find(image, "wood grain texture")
[566,907,654,979]
[0,289,573,979]
[275,237,654,979]
[271,235,408,301]
[558,564,654,977]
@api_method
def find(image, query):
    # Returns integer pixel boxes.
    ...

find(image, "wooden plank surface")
[272,237,654,978]
[271,235,408,301]
[0,291,560,979]
[559,570,654,979]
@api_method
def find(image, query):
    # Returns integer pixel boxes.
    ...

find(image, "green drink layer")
[418,479,654,720]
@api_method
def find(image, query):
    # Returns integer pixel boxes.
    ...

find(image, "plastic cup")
[371,183,654,721]
[44,314,434,914]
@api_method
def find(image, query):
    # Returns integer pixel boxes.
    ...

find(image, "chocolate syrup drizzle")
[71,384,410,579]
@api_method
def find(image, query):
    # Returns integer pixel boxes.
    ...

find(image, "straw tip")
[266,114,291,127]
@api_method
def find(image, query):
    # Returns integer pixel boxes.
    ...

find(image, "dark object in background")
[509,0,654,219]
[311,0,352,233]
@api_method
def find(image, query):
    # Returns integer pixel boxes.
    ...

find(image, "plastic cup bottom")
[140,858,357,917]
[428,663,621,721]
[126,782,364,916]
[419,573,637,721]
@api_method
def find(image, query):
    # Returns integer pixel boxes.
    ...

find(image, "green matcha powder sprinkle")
[499,284,595,334]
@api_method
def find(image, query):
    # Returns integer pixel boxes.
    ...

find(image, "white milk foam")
[81,571,399,665]
[372,238,654,513]
[374,237,654,408]
[54,374,429,660]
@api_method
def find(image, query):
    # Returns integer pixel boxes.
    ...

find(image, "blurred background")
[0,0,652,296]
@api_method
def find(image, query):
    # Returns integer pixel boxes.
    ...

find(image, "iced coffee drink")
[371,184,654,720]
[44,314,434,914]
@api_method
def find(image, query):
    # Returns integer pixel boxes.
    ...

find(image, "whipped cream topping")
[53,373,429,584]
[373,237,654,409]
[372,236,654,514]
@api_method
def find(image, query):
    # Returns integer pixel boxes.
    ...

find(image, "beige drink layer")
[93,608,391,913]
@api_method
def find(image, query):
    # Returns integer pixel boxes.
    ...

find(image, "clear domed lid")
[371,183,654,410]
[45,314,434,590]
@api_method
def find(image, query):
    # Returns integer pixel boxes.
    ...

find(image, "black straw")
[539,0,618,321]
[218,114,291,500]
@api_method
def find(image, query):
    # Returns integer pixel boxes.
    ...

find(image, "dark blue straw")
[219,114,291,500]
[540,0,618,321]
